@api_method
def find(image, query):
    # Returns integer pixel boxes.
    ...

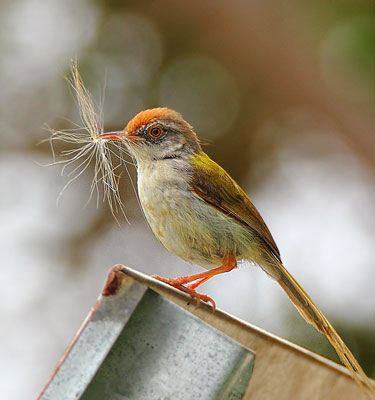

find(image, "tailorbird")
[100,107,373,397]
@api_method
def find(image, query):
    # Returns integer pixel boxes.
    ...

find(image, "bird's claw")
[152,275,216,311]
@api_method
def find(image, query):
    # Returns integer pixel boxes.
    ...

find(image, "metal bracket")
[38,266,255,400]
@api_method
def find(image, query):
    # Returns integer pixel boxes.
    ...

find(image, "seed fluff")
[46,61,132,222]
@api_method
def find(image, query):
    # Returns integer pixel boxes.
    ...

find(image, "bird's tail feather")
[274,260,375,399]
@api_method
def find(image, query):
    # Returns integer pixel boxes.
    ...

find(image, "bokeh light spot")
[159,55,239,139]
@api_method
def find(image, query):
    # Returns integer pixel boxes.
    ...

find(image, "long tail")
[274,260,375,399]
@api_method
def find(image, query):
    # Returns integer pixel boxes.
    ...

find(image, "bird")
[99,107,374,398]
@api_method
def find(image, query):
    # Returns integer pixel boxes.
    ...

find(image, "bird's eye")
[148,126,163,138]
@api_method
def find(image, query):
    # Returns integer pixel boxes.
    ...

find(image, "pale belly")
[137,165,258,269]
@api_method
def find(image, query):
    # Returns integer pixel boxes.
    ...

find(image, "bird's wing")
[190,154,374,397]
[190,152,281,262]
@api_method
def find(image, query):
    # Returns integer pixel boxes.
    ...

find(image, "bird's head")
[100,108,201,163]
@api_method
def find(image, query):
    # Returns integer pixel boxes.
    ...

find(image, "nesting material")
[47,61,130,221]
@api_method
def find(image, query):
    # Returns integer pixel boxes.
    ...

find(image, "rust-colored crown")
[126,108,185,133]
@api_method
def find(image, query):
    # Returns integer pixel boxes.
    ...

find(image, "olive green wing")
[190,152,281,262]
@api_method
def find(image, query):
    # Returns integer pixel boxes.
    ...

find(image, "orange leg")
[186,276,211,290]
[152,253,237,310]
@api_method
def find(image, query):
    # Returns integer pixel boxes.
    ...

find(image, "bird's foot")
[183,283,216,311]
[152,275,216,311]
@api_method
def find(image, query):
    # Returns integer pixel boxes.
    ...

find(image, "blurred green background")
[0,1,374,399]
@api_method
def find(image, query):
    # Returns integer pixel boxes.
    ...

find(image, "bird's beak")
[99,130,144,142]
